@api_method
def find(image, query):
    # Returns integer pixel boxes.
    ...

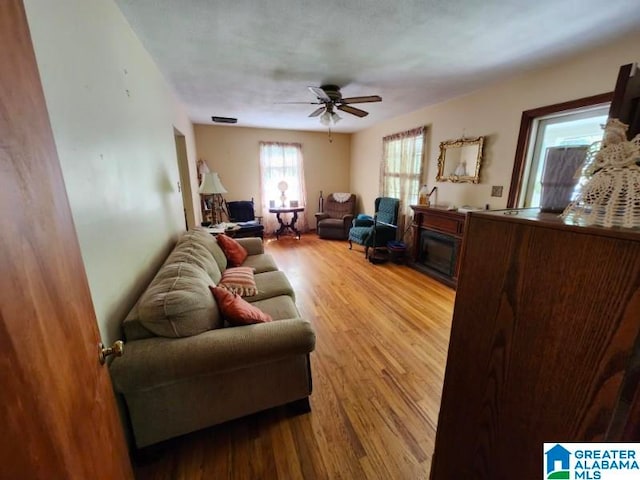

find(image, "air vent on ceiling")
[211,116,237,124]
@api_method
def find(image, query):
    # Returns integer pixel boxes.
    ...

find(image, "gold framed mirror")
[436,136,484,183]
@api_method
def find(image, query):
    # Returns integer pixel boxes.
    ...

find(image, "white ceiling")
[114,0,640,133]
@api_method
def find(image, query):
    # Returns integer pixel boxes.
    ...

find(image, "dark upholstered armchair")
[225,199,264,239]
[314,193,356,240]
[348,197,400,258]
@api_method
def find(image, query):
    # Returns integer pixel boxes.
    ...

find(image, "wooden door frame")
[506,92,613,208]
[174,128,193,229]
[609,63,640,139]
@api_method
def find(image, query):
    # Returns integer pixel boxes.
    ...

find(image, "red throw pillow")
[216,234,248,266]
[209,286,272,326]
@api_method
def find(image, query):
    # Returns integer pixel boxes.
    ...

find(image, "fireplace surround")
[409,205,466,288]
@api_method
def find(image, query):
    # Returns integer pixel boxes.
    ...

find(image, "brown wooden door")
[0,1,133,478]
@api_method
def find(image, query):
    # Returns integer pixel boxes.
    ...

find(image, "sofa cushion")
[241,253,278,274]
[178,228,217,254]
[217,234,248,267]
[209,238,228,272]
[234,237,264,256]
[138,262,223,337]
[249,295,300,321]
[248,270,295,302]
[210,286,272,325]
[166,240,221,284]
[179,228,228,272]
[121,301,156,341]
[219,267,258,297]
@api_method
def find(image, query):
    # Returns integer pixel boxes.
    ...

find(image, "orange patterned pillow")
[209,286,272,325]
[218,266,257,297]
[216,234,248,267]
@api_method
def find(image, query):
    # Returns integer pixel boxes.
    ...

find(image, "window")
[380,126,425,224]
[508,93,612,208]
[259,142,308,234]
[521,107,609,208]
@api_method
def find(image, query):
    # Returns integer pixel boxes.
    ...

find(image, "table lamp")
[199,172,227,225]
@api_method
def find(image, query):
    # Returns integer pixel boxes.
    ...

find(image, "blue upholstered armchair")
[348,197,400,258]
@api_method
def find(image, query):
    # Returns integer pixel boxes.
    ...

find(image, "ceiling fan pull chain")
[328,127,333,143]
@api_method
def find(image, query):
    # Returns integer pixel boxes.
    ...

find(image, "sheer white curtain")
[380,126,425,242]
[259,142,309,235]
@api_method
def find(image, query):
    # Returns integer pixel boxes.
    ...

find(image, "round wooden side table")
[269,206,305,239]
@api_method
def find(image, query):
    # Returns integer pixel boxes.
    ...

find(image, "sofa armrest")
[110,318,316,392]
[235,237,264,255]
[314,212,330,221]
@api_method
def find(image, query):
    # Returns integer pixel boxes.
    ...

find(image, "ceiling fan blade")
[275,101,323,104]
[309,106,325,117]
[337,104,369,117]
[308,86,331,102]
[340,95,382,104]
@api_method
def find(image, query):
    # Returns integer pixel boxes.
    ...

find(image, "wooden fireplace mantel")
[409,205,466,288]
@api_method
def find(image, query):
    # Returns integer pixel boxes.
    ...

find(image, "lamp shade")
[320,111,331,126]
[199,172,227,194]
[320,110,341,126]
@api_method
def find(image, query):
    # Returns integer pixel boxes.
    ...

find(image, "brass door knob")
[99,340,124,364]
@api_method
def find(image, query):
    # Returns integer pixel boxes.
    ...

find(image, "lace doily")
[562,118,640,228]
[332,192,352,203]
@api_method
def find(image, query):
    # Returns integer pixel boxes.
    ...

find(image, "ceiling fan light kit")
[320,110,341,126]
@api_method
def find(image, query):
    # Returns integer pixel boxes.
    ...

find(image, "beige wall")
[194,125,351,228]
[351,30,640,214]
[24,0,200,345]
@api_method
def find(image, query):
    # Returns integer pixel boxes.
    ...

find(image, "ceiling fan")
[283,85,382,124]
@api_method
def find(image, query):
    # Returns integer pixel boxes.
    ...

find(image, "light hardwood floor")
[133,235,455,480]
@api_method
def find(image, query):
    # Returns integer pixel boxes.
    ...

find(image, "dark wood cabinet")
[410,205,466,287]
[430,209,640,479]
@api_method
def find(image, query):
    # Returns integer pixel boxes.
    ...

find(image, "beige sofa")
[110,228,316,448]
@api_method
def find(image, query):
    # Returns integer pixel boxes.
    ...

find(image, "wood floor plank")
[271,412,305,479]
[133,235,454,479]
